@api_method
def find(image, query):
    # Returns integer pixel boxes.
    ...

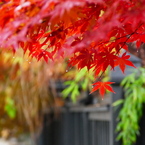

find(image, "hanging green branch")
[114,67,145,145]
[62,68,95,102]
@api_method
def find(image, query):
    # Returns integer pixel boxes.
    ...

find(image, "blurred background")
[0,45,145,145]
[0,49,99,145]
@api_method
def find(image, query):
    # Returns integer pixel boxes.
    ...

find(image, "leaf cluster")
[1,0,145,96]
[62,68,94,103]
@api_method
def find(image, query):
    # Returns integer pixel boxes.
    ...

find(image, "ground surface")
[0,137,32,145]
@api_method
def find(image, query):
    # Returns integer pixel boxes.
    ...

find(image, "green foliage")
[62,68,94,102]
[62,67,110,102]
[115,67,145,145]
[4,97,17,119]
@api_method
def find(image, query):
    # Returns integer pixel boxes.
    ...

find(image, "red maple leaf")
[92,48,117,76]
[90,81,115,98]
[69,48,94,70]
[115,52,136,73]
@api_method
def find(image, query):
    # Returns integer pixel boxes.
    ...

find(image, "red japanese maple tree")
[0,0,145,95]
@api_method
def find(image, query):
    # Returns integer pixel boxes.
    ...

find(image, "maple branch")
[116,23,143,54]
[96,23,143,50]
[96,34,130,47]
[97,71,104,81]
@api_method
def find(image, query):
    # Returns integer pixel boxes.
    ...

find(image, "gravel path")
[0,137,33,145]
